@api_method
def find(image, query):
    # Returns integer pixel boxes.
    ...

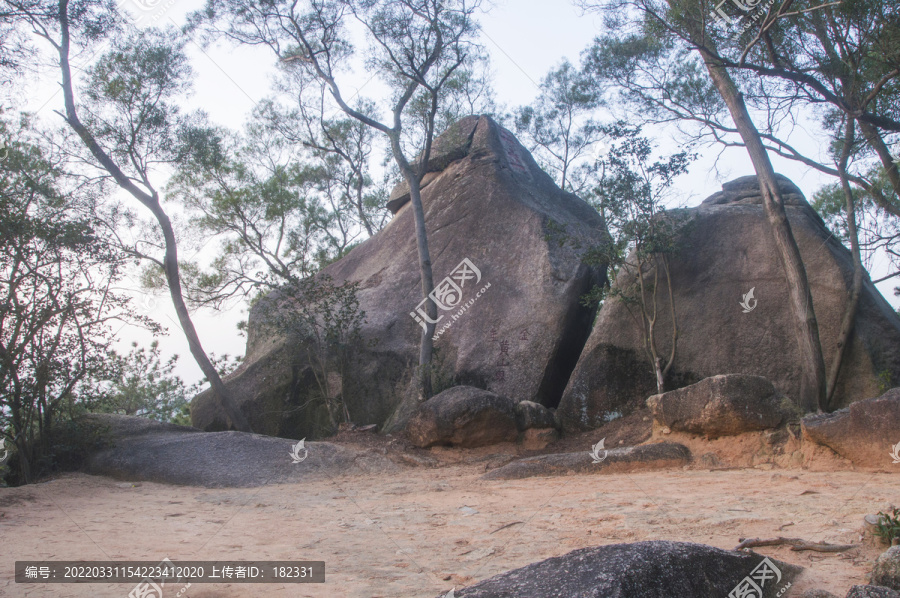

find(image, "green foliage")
[256,275,367,429]
[875,508,900,544]
[514,59,604,194]
[94,341,191,423]
[0,113,135,484]
[877,369,894,394]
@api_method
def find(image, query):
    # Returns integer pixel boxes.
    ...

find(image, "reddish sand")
[0,453,895,598]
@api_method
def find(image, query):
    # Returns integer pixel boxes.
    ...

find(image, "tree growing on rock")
[192,0,486,400]
[579,0,829,412]
[585,124,694,394]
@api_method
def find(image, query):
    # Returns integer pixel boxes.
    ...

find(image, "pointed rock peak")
[701,174,807,207]
[386,115,547,214]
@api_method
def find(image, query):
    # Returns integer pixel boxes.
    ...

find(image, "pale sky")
[8,0,895,386]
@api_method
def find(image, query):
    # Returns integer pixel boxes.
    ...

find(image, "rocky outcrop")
[192,115,607,439]
[558,174,900,432]
[80,414,400,487]
[647,374,792,437]
[872,547,900,590]
[482,442,691,480]
[437,541,801,597]
[802,387,900,468]
[405,386,518,448]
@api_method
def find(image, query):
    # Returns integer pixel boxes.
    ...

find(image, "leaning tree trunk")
[57,3,251,432]
[825,119,865,410]
[698,48,827,413]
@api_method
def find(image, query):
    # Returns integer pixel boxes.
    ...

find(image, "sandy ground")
[0,451,896,598]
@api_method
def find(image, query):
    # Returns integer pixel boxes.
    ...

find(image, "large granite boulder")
[192,116,607,439]
[436,541,801,597]
[405,386,518,448]
[802,387,900,468]
[647,374,792,437]
[558,174,900,432]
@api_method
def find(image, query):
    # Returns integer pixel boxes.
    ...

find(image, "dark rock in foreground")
[482,442,691,480]
[647,374,791,438]
[846,586,900,598]
[80,414,400,488]
[406,386,518,448]
[871,546,900,590]
[802,387,900,468]
[439,541,801,598]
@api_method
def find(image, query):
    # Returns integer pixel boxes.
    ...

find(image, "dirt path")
[0,463,894,598]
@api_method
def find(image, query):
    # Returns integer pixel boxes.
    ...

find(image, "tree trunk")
[406,174,437,399]
[698,48,827,413]
[56,2,252,432]
[856,119,900,217]
[825,120,865,410]
[387,131,437,401]
[155,205,252,432]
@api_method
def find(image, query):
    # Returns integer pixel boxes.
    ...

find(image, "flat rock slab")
[80,414,399,488]
[439,540,801,597]
[481,442,691,480]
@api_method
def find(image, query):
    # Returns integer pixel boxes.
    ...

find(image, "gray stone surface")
[802,388,900,468]
[846,586,900,598]
[482,442,691,480]
[646,374,790,437]
[436,541,801,598]
[557,174,900,432]
[406,386,518,448]
[192,115,608,439]
[871,546,900,590]
[80,414,400,488]
[514,400,557,431]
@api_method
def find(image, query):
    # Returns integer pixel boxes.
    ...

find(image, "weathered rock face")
[514,400,557,431]
[802,387,900,468]
[192,116,606,438]
[872,547,900,590]
[438,541,801,597]
[405,386,518,448]
[647,374,792,438]
[558,174,900,432]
